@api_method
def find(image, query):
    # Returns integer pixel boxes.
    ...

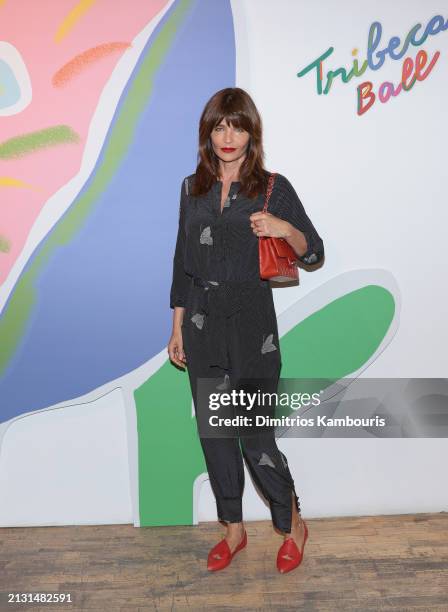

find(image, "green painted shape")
[135,360,206,526]
[0,0,194,375]
[135,284,396,526]
[280,285,394,377]
[0,235,11,253]
[0,125,80,159]
[276,285,395,416]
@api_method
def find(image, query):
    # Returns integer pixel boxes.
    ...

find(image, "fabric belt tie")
[193,277,266,370]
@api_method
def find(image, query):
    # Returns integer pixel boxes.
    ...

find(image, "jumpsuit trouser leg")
[181,280,301,534]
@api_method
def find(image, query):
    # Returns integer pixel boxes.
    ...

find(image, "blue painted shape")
[0,0,235,422]
[0,59,21,108]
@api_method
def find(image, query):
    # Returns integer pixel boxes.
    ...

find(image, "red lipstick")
[221,148,236,152]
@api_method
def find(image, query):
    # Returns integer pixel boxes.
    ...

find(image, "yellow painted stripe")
[0,176,42,191]
[54,0,97,43]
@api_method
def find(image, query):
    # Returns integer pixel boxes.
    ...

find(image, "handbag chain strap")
[262,172,277,213]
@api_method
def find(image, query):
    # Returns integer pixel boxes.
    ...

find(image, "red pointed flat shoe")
[277,520,308,574]
[207,530,247,572]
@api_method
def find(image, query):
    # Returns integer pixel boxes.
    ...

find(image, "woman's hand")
[250,211,309,257]
[168,329,187,369]
[249,211,292,238]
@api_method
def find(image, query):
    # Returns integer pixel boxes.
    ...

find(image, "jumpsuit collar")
[214,180,241,216]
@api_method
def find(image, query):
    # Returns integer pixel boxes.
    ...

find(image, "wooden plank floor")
[1,512,447,611]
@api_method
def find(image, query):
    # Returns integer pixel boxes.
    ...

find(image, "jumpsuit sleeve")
[169,177,191,309]
[273,174,324,265]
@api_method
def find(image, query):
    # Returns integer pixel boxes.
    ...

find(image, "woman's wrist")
[282,221,293,239]
[283,223,308,257]
[173,306,185,332]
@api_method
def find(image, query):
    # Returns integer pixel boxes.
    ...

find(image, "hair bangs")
[214,112,250,132]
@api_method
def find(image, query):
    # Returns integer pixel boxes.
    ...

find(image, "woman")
[168,87,324,573]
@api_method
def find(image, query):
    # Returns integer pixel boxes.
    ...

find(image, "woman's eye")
[214,126,245,133]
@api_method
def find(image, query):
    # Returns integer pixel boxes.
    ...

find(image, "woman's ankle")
[284,516,304,537]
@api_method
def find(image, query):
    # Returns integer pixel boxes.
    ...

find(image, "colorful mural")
[0,0,399,527]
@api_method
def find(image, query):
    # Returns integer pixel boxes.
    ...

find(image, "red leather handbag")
[259,172,299,282]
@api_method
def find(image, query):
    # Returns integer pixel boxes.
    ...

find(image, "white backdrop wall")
[0,0,446,527]
[224,0,448,520]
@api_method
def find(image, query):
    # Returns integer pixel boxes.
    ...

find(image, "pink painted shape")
[0,0,169,284]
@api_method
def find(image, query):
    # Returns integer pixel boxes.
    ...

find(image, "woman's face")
[210,119,250,165]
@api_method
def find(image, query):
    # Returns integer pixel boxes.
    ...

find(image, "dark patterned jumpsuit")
[170,170,324,532]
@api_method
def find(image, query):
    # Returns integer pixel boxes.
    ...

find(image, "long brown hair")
[190,87,270,199]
